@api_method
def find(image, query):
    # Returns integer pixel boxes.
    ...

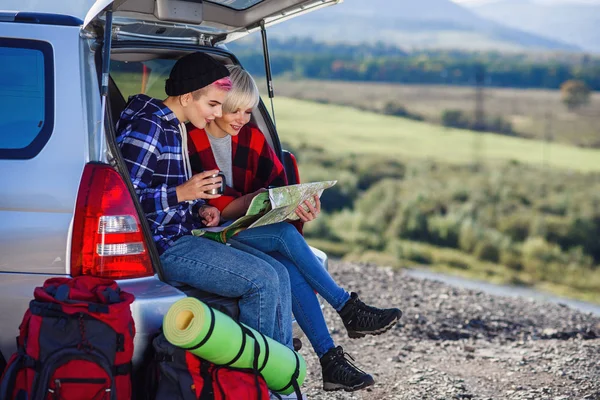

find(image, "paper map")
[191,181,337,243]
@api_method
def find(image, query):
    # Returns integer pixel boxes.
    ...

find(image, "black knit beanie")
[165,52,230,96]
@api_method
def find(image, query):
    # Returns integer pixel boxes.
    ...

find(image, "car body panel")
[0,22,89,275]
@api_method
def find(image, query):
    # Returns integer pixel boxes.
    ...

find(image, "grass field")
[267,78,600,148]
[271,97,600,172]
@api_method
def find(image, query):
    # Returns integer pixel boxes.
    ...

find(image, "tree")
[560,79,591,110]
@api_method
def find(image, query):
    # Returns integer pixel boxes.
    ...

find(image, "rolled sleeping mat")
[163,297,306,395]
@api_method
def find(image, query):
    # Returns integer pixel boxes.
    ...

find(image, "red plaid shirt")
[187,124,288,212]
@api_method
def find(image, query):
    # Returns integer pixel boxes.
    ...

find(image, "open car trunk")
[91,0,336,327]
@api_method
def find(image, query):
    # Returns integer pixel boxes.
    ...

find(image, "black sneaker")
[293,338,302,351]
[320,346,374,392]
[338,292,402,339]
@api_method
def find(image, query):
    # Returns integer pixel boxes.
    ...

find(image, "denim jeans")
[160,235,293,349]
[233,222,350,357]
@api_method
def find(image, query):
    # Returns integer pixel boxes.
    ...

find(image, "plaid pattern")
[116,94,204,255]
[187,124,288,212]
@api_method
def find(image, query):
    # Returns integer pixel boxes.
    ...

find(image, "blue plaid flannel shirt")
[116,94,204,255]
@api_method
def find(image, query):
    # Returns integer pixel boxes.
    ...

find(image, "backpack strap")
[40,286,111,314]
[271,350,302,400]
[238,326,264,399]
[0,354,22,400]
[289,351,303,400]
[209,365,228,400]
[254,331,270,373]
[198,360,215,400]
[222,329,247,368]
[102,287,122,304]
[233,320,301,400]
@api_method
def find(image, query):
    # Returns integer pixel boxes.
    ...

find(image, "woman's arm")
[221,188,266,220]
[118,120,185,214]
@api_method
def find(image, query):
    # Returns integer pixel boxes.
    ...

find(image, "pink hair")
[213,76,232,91]
[191,76,232,99]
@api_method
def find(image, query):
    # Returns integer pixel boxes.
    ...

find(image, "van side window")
[0,38,53,160]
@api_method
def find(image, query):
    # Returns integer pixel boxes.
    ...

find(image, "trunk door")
[83,0,342,44]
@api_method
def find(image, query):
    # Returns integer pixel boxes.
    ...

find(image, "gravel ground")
[299,261,600,400]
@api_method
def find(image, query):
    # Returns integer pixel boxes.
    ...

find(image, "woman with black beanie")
[115,52,296,352]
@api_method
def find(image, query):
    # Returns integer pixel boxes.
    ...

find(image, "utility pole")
[474,64,486,131]
[542,110,553,197]
[472,64,486,171]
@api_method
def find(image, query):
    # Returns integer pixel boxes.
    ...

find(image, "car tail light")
[289,152,300,183]
[286,151,301,183]
[70,163,154,279]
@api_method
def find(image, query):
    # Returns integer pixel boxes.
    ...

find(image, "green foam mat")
[163,297,306,394]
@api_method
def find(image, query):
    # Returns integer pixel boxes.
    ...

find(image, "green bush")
[452,189,470,203]
[328,154,406,191]
[440,110,515,135]
[303,214,336,241]
[386,204,431,243]
[382,101,424,121]
[542,216,572,248]
[473,240,501,263]
[458,220,480,253]
[498,214,531,242]
[305,238,354,259]
[445,257,471,270]
[487,116,515,136]
[327,209,363,244]
[392,242,434,265]
[382,101,408,117]
[565,246,594,269]
[427,215,461,248]
[441,109,469,129]
[353,159,406,191]
[299,165,358,212]
[567,217,600,263]
[521,237,564,280]
[328,210,387,250]
[355,180,403,235]
[500,245,523,271]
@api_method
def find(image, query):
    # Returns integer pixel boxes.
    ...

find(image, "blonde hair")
[222,64,260,114]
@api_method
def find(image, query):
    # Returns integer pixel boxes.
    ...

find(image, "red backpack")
[0,276,135,400]
[147,333,270,400]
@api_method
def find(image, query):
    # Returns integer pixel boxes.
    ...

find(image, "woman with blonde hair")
[187,64,402,393]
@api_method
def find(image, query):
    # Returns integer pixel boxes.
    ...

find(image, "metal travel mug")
[206,172,226,195]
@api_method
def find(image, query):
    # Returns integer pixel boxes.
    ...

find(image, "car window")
[206,0,264,10]
[0,39,53,160]
[111,59,175,101]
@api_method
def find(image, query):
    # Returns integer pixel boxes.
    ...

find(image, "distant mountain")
[467,0,600,53]
[267,0,579,52]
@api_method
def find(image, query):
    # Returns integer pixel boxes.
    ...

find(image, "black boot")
[293,338,302,351]
[338,292,402,339]
[320,346,374,392]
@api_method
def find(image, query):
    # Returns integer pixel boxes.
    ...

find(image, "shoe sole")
[323,378,375,392]
[347,310,402,339]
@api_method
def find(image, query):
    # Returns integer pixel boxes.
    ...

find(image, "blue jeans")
[160,235,293,349]
[234,222,350,357]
